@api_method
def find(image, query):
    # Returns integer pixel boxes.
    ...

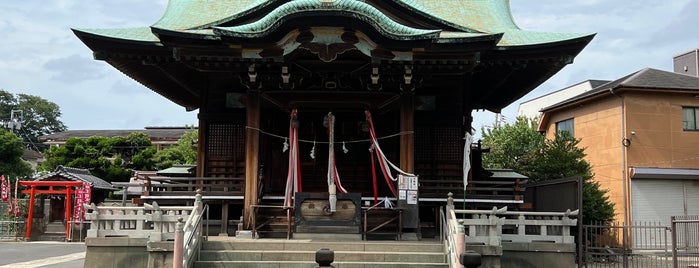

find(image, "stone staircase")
[38,221,67,242]
[194,238,448,268]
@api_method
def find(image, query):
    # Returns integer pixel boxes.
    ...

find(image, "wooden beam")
[399,93,414,173]
[243,90,261,229]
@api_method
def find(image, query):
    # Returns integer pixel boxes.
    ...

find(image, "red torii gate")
[20,181,83,240]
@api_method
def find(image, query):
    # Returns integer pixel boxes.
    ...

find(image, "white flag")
[463,132,473,190]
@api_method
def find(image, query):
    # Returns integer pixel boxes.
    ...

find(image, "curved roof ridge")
[213,0,441,40]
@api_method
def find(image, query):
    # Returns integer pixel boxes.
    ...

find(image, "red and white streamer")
[365,110,415,197]
[283,109,302,208]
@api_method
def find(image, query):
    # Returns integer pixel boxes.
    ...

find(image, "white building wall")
[517,80,606,119]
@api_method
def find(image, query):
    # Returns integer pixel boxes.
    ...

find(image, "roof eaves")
[434,32,502,44]
[72,27,162,45]
[495,31,595,49]
[151,27,221,41]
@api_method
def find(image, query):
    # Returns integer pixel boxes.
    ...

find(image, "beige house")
[538,68,699,226]
[39,127,195,151]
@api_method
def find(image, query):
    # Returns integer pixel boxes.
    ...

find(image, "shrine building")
[73,0,593,237]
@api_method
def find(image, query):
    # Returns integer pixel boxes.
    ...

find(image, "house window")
[683,107,699,131]
[556,118,574,136]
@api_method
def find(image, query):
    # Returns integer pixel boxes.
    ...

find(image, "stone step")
[201,239,444,253]
[196,239,446,267]
[194,260,449,268]
[38,233,66,242]
[199,250,446,263]
[45,223,66,233]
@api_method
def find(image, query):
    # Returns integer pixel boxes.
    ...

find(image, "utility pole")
[2,110,22,132]
[493,113,504,127]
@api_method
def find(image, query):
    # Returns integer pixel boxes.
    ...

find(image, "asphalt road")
[0,241,85,268]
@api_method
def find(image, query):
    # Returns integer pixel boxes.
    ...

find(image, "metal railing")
[0,220,24,241]
[672,215,699,268]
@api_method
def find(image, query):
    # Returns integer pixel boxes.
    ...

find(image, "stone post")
[447,192,454,210]
[456,220,465,268]
[173,218,184,268]
[315,248,335,268]
[460,250,482,268]
[86,203,99,238]
[195,189,203,212]
[149,202,163,242]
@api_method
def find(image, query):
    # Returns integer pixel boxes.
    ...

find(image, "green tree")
[40,133,153,182]
[151,130,197,170]
[0,129,33,178]
[481,116,544,171]
[0,89,67,148]
[481,117,615,224]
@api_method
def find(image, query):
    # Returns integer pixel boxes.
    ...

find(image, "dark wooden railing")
[142,177,245,201]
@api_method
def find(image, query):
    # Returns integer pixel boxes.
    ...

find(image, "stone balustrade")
[455,207,578,246]
[83,202,195,242]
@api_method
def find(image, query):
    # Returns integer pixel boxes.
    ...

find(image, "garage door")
[631,179,699,226]
[687,180,699,216]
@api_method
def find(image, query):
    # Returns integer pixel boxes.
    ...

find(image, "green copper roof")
[152,0,274,30]
[74,0,592,47]
[394,0,592,46]
[213,0,441,40]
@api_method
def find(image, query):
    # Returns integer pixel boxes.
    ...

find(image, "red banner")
[6,179,12,215]
[73,185,84,224]
[1,175,7,202]
[73,183,92,224]
[83,183,92,204]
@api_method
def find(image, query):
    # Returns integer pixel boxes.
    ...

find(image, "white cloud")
[0,1,198,130]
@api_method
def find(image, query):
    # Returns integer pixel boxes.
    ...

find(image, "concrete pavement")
[0,241,86,268]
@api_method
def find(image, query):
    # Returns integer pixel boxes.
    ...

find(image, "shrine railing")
[84,201,195,242]
[440,192,578,267]
[442,196,462,268]
[175,191,207,268]
[456,206,578,246]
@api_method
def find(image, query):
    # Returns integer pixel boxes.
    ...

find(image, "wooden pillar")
[25,186,35,239]
[400,93,415,173]
[243,90,261,229]
[196,119,207,178]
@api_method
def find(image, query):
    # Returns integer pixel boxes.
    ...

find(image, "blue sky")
[1,0,697,136]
